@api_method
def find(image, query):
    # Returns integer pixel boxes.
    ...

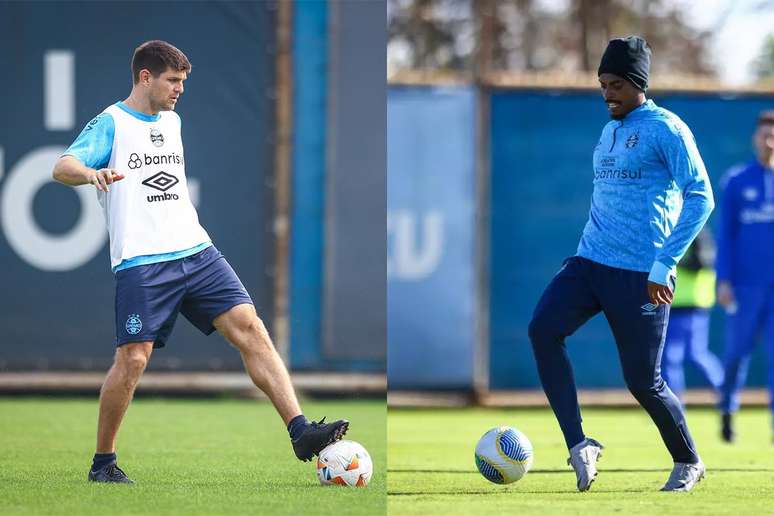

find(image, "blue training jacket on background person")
[715,160,774,286]
[577,99,715,286]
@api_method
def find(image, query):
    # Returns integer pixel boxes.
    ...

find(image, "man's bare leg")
[213,304,300,423]
[213,303,348,460]
[96,341,153,453]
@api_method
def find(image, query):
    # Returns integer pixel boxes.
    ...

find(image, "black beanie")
[597,36,651,91]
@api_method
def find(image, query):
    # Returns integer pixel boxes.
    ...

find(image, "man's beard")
[152,98,172,112]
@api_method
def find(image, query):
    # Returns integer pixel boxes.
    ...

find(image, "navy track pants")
[528,256,700,464]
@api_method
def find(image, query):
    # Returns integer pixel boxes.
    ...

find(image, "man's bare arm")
[53,155,125,192]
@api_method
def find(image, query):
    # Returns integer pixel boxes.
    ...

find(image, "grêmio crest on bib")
[149,127,164,147]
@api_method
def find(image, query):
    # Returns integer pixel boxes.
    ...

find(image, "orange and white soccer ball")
[316,440,373,487]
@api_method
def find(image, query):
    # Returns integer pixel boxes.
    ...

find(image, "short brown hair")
[758,110,774,127]
[131,40,191,84]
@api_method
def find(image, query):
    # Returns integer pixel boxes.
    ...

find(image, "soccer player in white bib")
[52,40,348,483]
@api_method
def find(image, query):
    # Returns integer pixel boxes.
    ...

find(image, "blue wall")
[489,90,774,389]
[290,0,327,369]
[289,0,386,371]
[387,87,476,389]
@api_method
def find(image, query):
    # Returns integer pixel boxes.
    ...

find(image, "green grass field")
[388,407,774,515]
[0,397,385,515]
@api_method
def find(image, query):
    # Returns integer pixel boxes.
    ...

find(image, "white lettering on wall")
[388,210,444,280]
[44,50,75,131]
[1,146,107,270]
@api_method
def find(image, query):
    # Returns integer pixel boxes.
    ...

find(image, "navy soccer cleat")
[291,417,349,462]
[88,463,134,484]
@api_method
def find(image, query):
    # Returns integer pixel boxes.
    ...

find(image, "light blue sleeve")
[62,113,115,170]
[648,120,715,286]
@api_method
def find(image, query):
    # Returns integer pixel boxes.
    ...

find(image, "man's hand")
[647,281,673,305]
[89,168,125,192]
[717,280,735,308]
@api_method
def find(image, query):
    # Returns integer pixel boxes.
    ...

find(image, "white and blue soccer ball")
[316,440,373,487]
[474,426,533,484]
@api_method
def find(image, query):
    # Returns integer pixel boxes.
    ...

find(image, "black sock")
[92,452,117,471]
[287,415,309,440]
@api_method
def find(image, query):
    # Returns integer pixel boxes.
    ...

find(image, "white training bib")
[99,105,210,269]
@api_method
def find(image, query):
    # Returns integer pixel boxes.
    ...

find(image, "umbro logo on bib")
[150,128,164,147]
[143,171,180,203]
[142,171,179,192]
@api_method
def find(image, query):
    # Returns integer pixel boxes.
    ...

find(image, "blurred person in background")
[716,110,774,443]
[662,228,723,403]
[528,36,713,493]
[52,40,348,483]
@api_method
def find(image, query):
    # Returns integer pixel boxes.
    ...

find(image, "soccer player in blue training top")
[528,36,714,492]
[716,110,774,443]
[52,40,348,484]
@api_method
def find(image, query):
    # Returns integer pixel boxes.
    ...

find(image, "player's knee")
[528,315,554,347]
[624,376,662,400]
[246,316,268,337]
[234,317,273,354]
[125,353,149,374]
[116,346,151,374]
[626,384,648,401]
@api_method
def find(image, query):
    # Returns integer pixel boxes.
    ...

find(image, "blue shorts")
[114,245,253,348]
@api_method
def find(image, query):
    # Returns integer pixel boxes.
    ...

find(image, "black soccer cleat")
[88,463,134,484]
[721,413,735,443]
[291,417,349,462]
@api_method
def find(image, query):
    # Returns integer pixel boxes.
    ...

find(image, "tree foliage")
[755,33,774,79]
[388,0,715,76]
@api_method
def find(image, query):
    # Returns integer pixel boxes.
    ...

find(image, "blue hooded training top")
[715,159,774,286]
[576,99,715,286]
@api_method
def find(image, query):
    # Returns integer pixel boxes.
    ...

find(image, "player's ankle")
[287,414,309,440]
[92,452,117,471]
